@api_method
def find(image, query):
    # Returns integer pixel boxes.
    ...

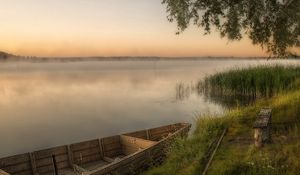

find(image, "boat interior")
[0,123,189,175]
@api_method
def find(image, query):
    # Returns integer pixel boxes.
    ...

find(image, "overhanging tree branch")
[162,0,300,57]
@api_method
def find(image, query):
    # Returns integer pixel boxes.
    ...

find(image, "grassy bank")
[144,66,300,175]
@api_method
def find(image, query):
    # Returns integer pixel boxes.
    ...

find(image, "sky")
[0,0,267,57]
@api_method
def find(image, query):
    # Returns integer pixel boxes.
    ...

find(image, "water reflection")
[0,59,299,157]
[175,81,256,107]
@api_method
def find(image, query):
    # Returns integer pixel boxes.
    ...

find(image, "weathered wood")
[67,145,74,167]
[0,154,30,167]
[98,139,104,158]
[253,108,272,147]
[102,157,114,163]
[120,135,156,153]
[101,136,120,145]
[0,170,10,175]
[36,164,54,174]
[102,150,123,158]
[146,130,150,140]
[35,155,68,167]
[0,123,191,175]
[52,155,58,175]
[124,130,148,140]
[29,153,37,174]
[70,140,99,152]
[0,162,31,174]
[34,146,68,160]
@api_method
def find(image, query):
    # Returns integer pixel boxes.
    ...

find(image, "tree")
[162,0,300,57]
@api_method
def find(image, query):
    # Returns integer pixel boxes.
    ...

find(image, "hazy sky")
[0,0,267,57]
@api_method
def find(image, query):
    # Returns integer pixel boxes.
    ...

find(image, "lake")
[0,59,299,157]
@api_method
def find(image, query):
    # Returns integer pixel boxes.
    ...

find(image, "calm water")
[0,59,299,157]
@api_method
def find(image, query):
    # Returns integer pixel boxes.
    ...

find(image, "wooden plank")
[102,141,121,148]
[0,169,10,175]
[102,144,121,152]
[36,164,54,174]
[73,148,100,159]
[55,161,69,170]
[120,135,156,149]
[70,140,99,152]
[149,128,173,136]
[123,130,148,139]
[33,146,67,160]
[102,157,114,163]
[74,154,102,165]
[102,136,120,145]
[0,154,30,167]
[82,160,109,171]
[35,155,68,167]
[103,150,123,158]
[253,108,272,128]
[1,162,32,174]
[122,145,139,155]
[149,125,174,134]
[12,171,32,175]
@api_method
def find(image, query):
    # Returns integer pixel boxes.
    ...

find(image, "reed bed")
[198,65,300,99]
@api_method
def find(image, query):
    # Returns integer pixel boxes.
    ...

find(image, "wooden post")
[29,153,37,175]
[254,128,263,148]
[52,155,58,175]
[67,145,74,167]
[253,108,272,148]
[98,139,104,158]
[146,130,150,140]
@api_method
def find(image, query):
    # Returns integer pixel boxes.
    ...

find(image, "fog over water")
[0,59,299,157]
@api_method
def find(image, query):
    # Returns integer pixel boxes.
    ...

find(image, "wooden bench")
[253,108,272,147]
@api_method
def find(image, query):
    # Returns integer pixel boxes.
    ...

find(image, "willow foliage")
[162,0,300,57]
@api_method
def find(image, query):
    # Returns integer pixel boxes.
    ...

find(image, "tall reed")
[198,65,300,105]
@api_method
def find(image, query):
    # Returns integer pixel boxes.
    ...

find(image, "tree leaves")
[162,0,300,57]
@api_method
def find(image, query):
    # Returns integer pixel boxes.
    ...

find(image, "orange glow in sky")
[0,0,267,57]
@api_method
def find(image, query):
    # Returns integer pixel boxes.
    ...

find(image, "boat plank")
[73,154,102,165]
[70,140,99,152]
[73,148,100,159]
[34,146,68,160]
[102,136,120,145]
[0,170,10,175]
[0,162,31,174]
[0,154,30,167]
[36,164,54,174]
[103,150,123,158]
[11,171,31,175]
[123,130,148,139]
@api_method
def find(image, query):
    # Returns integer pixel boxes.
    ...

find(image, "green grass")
[143,116,227,175]
[144,65,300,175]
[145,89,300,175]
[207,91,300,175]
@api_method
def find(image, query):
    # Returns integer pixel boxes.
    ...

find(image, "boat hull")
[0,123,191,175]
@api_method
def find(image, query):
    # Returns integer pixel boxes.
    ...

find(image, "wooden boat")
[0,123,191,175]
